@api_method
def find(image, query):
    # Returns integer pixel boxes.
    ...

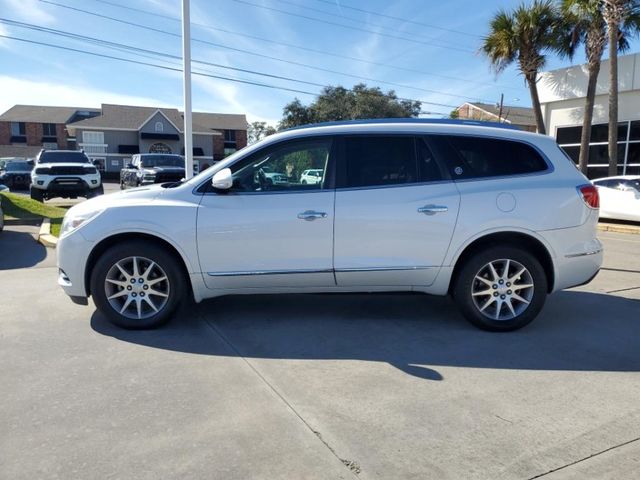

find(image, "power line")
[37,0,493,103]
[309,0,483,38]
[0,33,459,111]
[227,0,476,54]
[253,0,475,50]
[0,34,320,96]
[83,0,517,91]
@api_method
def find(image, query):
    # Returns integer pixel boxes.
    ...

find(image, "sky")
[0,0,638,126]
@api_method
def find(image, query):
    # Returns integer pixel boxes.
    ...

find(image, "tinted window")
[417,138,443,182]
[39,151,90,164]
[445,136,548,178]
[556,126,582,144]
[230,138,331,192]
[140,155,183,167]
[342,136,417,188]
[5,162,31,171]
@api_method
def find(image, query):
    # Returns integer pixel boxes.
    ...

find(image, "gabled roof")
[67,104,247,132]
[0,105,100,124]
[463,102,536,126]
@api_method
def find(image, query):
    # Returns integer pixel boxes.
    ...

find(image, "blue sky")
[0,0,638,125]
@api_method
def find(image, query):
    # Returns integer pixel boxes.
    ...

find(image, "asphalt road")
[1,229,639,479]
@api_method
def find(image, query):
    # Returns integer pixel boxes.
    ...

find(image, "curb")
[38,218,58,248]
[597,222,640,235]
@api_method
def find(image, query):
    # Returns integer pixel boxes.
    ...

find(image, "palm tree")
[482,1,564,135]
[561,0,607,175]
[602,0,640,176]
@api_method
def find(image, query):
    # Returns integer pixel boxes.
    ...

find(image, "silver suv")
[57,119,602,331]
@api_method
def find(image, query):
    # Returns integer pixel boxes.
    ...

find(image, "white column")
[182,0,194,179]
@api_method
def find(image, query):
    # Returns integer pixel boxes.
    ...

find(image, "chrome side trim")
[335,266,434,273]
[207,269,334,277]
[565,248,603,258]
[207,266,436,276]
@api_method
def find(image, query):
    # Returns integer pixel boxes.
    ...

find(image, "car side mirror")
[211,168,233,190]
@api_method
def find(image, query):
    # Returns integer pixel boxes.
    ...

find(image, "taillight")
[577,184,599,209]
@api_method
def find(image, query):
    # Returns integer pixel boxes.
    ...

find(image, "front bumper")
[57,229,94,300]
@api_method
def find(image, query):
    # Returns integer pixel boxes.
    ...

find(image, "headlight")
[60,209,103,237]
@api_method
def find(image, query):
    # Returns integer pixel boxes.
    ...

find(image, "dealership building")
[538,52,640,178]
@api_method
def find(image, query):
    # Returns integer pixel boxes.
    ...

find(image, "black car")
[120,154,185,189]
[0,160,33,190]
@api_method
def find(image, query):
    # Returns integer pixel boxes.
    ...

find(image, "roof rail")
[282,118,521,131]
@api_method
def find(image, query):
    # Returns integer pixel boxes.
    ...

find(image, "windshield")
[39,152,90,164]
[141,155,184,168]
[5,162,31,172]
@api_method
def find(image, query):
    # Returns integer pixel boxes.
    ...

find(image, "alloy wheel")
[104,256,170,320]
[471,259,534,321]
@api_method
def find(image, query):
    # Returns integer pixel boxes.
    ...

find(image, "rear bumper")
[540,213,603,292]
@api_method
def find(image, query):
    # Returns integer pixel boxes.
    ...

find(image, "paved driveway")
[1,230,638,479]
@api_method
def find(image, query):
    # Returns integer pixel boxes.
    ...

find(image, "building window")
[82,131,105,144]
[223,130,237,156]
[149,143,171,153]
[155,121,164,133]
[42,123,57,136]
[10,122,25,136]
[557,121,639,178]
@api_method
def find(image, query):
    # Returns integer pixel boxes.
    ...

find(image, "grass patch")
[0,192,67,237]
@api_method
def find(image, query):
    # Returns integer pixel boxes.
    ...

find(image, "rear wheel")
[30,186,43,202]
[90,241,186,329]
[452,246,548,332]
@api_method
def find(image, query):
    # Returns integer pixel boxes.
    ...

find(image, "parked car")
[300,169,324,185]
[0,160,33,190]
[120,154,185,189]
[592,176,640,223]
[256,165,289,186]
[30,150,103,202]
[57,119,602,332]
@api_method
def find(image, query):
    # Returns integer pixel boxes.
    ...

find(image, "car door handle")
[297,210,328,221]
[418,205,448,215]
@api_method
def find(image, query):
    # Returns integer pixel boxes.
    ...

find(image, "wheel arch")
[449,231,555,294]
[84,232,193,298]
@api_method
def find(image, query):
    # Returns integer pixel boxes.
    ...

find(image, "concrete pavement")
[1,230,639,479]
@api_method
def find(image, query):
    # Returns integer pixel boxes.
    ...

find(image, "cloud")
[0,75,175,113]
[3,0,56,25]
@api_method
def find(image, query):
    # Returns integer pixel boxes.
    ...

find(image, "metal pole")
[182,0,194,179]
[498,93,504,123]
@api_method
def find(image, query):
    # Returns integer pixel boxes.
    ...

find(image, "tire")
[452,246,548,332]
[90,241,186,329]
[301,180,307,184]
[120,179,125,190]
[30,186,44,202]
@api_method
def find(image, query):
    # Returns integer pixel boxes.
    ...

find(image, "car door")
[333,135,460,287]
[197,136,336,290]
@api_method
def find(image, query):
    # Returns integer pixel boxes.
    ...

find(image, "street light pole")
[182,0,194,179]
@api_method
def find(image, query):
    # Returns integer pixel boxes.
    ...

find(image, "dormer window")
[155,121,164,133]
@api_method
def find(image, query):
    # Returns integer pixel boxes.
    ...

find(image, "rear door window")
[436,135,549,179]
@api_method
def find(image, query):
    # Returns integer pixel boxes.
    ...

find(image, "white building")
[538,52,640,178]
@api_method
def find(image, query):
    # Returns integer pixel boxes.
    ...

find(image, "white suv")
[31,150,103,202]
[300,168,324,184]
[57,120,602,331]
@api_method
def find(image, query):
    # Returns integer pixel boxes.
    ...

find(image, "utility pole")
[498,93,504,123]
[182,0,194,179]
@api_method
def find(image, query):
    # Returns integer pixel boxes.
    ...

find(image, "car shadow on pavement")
[0,228,47,270]
[90,290,640,381]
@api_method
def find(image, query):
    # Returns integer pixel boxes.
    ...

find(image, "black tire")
[90,241,186,329]
[120,178,125,190]
[301,180,307,184]
[30,186,44,202]
[452,246,548,332]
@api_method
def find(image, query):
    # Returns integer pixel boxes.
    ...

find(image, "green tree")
[278,83,421,129]
[482,0,565,134]
[247,121,276,145]
[603,0,640,176]
[449,108,460,119]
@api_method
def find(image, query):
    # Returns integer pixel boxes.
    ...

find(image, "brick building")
[0,104,248,173]
[455,102,536,132]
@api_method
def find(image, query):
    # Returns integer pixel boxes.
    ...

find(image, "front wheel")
[90,241,186,329]
[452,246,548,332]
